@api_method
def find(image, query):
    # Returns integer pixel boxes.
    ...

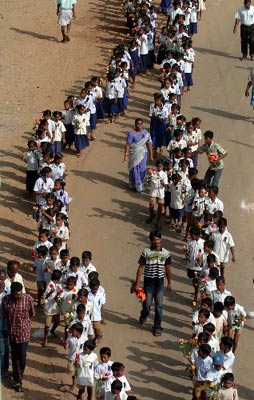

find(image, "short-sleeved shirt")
[138,247,171,280]
[235,5,254,26]
[197,141,227,170]
[194,356,213,381]
[211,231,235,263]
[56,0,77,9]
[2,293,35,343]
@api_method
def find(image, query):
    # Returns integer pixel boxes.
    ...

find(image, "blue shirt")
[56,0,77,9]
[0,287,10,331]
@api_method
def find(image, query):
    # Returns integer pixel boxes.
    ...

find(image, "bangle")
[124,153,129,156]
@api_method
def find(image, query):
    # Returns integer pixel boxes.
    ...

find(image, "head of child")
[66,276,76,291]
[173,129,183,142]
[111,380,123,396]
[203,213,213,227]
[82,251,92,267]
[189,169,199,182]
[112,362,125,378]
[60,249,70,264]
[28,139,37,151]
[7,260,20,279]
[64,100,71,111]
[56,213,65,227]
[154,93,163,107]
[169,94,177,104]
[203,240,214,255]
[163,160,172,172]
[53,237,62,252]
[100,347,111,363]
[216,276,225,293]
[43,151,53,165]
[208,186,218,201]
[176,115,185,127]
[156,159,164,172]
[54,153,64,166]
[114,68,121,79]
[190,227,201,241]
[182,147,192,160]
[213,210,223,225]
[204,130,213,146]
[201,297,212,312]
[41,142,51,154]
[38,228,50,243]
[213,302,224,318]
[76,104,85,116]
[37,245,48,260]
[77,304,86,321]
[51,269,62,284]
[88,271,99,284]
[173,147,183,160]
[83,339,96,355]
[91,76,99,87]
[171,173,181,186]
[78,288,88,304]
[89,278,100,295]
[179,159,189,173]
[220,336,233,354]
[42,110,52,121]
[70,257,80,273]
[49,246,59,261]
[218,217,227,234]
[192,117,201,130]
[120,61,128,72]
[222,373,235,389]
[198,309,210,325]
[41,166,52,179]
[198,343,211,359]
[45,193,56,208]
[163,79,171,90]
[197,332,209,346]
[208,267,219,281]
[70,322,83,339]
[53,111,62,123]
[203,322,216,338]
[197,186,206,198]
[212,353,224,371]
[54,180,65,196]
[224,296,236,311]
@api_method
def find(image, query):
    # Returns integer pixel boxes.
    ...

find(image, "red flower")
[61,338,66,346]
[49,283,54,289]
[58,289,64,295]
[75,353,80,360]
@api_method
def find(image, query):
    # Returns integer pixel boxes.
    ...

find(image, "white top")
[54,189,69,214]
[115,77,127,98]
[192,196,207,218]
[192,310,216,326]
[34,177,54,206]
[56,0,77,9]
[70,316,94,342]
[54,121,66,141]
[218,387,239,400]
[211,231,235,263]
[211,289,232,306]
[66,269,88,290]
[208,336,220,353]
[227,304,246,329]
[194,356,213,381]
[94,360,113,382]
[61,287,79,314]
[5,273,26,294]
[190,4,198,23]
[34,239,53,250]
[183,131,200,152]
[147,31,154,51]
[44,280,62,315]
[187,238,204,270]
[149,104,169,119]
[200,251,220,276]
[140,34,149,55]
[205,278,217,296]
[105,81,117,99]
[223,350,235,373]
[149,170,168,199]
[50,162,66,181]
[62,108,74,125]
[167,138,187,152]
[92,86,103,99]
[184,49,194,73]
[169,181,185,209]
[167,7,184,21]
[47,119,55,135]
[76,352,98,386]
[104,375,131,400]
[43,256,62,285]
[204,197,224,215]
[72,113,89,135]
[67,335,84,361]
[88,289,106,321]
[80,262,97,280]
[235,5,254,26]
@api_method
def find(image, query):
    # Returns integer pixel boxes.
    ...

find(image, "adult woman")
[124,118,153,192]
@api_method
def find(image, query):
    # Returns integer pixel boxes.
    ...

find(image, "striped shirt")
[138,247,171,279]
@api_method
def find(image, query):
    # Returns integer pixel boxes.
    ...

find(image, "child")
[43,245,62,285]
[200,240,220,278]
[193,344,213,400]
[163,160,173,219]
[66,322,84,390]
[169,173,185,231]
[183,40,194,91]
[72,104,90,157]
[191,186,207,223]
[5,260,26,294]
[203,267,220,296]
[218,373,239,400]
[185,227,204,304]
[94,347,113,398]
[52,111,66,153]
[33,167,54,207]
[62,99,75,150]
[33,229,53,252]
[52,213,69,250]
[192,297,216,326]
[22,139,40,194]
[59,248,70,282]
[203,322,220,354]
[80,251,97,281]
[66,257,88,290]
[73,288,94,320]
[104,72,118,123]
[220,336,235,373]
[43,269,62,347]
[91,77,104,121]
[56,0,76,43]
[33,245,48,306]
[224,296,246,353]
[53,179,70,215]
[88,278,106,343]
[108,381,128,400]
[204,210,223,237]
[192,309,210,337]
[211,277,231,306]
[128,40,139,89]
[62,276,79,336]
[206,353,225,398]
[147,159,168,228]
[76,340,98,400]
[50,153,67,182]
[149,93,169,155]
[104,362,131,400]
[167,129,187,159]
[211,218,235,277]
[188,332,210,365]
[213,302,228,342]
[69,304,94,343]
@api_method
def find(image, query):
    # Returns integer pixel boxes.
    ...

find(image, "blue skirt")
[64,123,75,145]
[190,22,198,35]
[96,99,105,119]
[104,98,115,116]
[75,134,89,151]
[150,118,169,148]
[90,113,97,129]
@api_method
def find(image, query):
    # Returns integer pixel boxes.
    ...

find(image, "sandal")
[65,35,70,42]
[153,329,162,337]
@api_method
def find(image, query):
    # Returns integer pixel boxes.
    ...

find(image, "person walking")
[134,230,172,337]
[233,0,254,61]
[2,282,35,392]
[56,0,77,43]
[245,67,254,108]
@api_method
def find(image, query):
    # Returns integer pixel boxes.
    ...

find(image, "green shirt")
[197,141,227,170]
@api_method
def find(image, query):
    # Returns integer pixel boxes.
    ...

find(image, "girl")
[62,99,75,150]
[76,340,98,400]
[128,40,139,89]
[21,139,40,194]
[38,119,53,142]
[114,68,127,117]
[104,72,118,123]
[52,111,66,154]
[42,109,55,137]
[183,41,195,91]
[72,104,90,157]
[53,179,70,215]
[38,150,54,172]
[52,213,69,250]
[184,121,200,168]
[50,152,67,182]
[33,167,54,207]
[91,77,104,121]
[149,93,169,155]
[83,81,97,140]
[160,79,172,101]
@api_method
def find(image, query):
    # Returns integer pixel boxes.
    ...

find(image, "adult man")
[233,0,254,61]
[196,131,227,188]
[56,0,77,43]
[2,282,35,392]
[134,230,172,337]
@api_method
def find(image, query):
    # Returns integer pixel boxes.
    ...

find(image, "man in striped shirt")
[134,230,172,336]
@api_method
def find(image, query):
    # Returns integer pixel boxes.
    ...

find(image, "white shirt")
[218,387,239,400]
[88,289,106,321]
[192,196,207,217]
[104,376,131,400]
[54,121,66,141]
[199,251,220,277]
[211,289,232,305]
[192,310,216,326]
[43,281,62,315]
[223,350,235,373]
[61,287,79,314]
[5,273,26,294]
[72,113,89,135]
[94,360,113,393]
[67,335,84,361]
[149,170,168,199]
[204,197,224,215]
[190,4,198,23]
[235,5,254,26]
[147,31,154,51]
[47,119,55,135]
[208,336,220,354]
[183,131,200,152]
[184,49,194,73]
[105,81,117,99]
[226,304,246,329]
[167,138,187,152]
[66,269,88,290]
[187,238,204,270]
[56,0,77,9]
[92,86,103,100]
[34,239,53,251]
[169,181,185,209]
[50,162,66,181]
[62,108,74,125]
[80,263,97,280]
[76,352,98,386]
[211,231,235,263]
[194,356,213,381]
[149,104,169,119]
[70,316,94,342]
[34,177,54,206]
[140,34,149,55]
[115,76,127,98]
[24,150,40,171]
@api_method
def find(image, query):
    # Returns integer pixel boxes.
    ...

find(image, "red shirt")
[2,293,35,343]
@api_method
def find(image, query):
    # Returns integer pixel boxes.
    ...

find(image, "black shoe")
[139,315,147,325]
[153,329,162,336]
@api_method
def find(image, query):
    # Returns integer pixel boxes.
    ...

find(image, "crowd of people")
[0,0,247,400]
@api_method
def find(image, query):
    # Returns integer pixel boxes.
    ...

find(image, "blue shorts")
[184,73,193,87]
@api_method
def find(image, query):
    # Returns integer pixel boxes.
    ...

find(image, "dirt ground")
[1,0,254,399]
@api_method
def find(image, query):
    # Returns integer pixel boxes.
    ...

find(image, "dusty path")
[1,0,254,399]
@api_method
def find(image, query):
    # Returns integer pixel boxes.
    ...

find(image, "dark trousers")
[10,341,28,385]
[141,278,164,331]
[241,24,254,56]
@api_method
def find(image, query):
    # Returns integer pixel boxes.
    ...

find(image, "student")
[167,129,187,159]
[204,210,223,237]
[218,373,239,400]
[146,159,168,228]
[43,246,62,285]
[76,340,98,400]
[211,218,235,277]
[5,260,26,294]
[21,139,40,194]
[211,277,232,306]
[191,186,207,222]
[52,111,66,153]
[61,276,79,335]
[80,251,96,281]
[224,295,246,353]
[183,40,194,92]
[56,0,76,43]
[34,167,54,207]
[204,186,224,215]
[192,297,216,326]
[212,301,228,342]
[169,173,185,231]
[220,336,235,373]
[88,278,106,343]
[62,99,75,150]
[33,245,48,306]
[185,227,204,304]
[187,332,210,365]
[204,267,220,296]
[66,257,88,290]
[206,353,224,398]
[53,179,70,215]
[192,309,210,337]
[72,104,90,157]
[94,347,113,398]
[33,229,53,252]
[91,77,104,121]
[52,213,69,250]
[203,322,220,354]
[107,381,128,400]
[149,93,169,155]
[66,322,84,390]
[69,304,94,343]
[50,153,67,182]
[43,270,62,347]
[104,362,131,400]
[193,344,213,400]
[200,240,220,278]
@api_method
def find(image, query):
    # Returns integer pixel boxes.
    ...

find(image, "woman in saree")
[124,118,153,192]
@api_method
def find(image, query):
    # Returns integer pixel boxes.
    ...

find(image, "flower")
[210,383,214,388]
[208,152,218,163]
[61,338,66,346]
[191,365,195,371]
[67,300,72,305]
[242,317,247,322]
[148,168,155,174]
[75,353,80,361]
[65,313,70,318]
[49,283,54,289]
[179,338,185,344]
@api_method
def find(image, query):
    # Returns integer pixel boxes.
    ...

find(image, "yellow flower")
[65,313,70,318]
[209,383,214,388]
[191,365,196,370]
[179,338,185,344]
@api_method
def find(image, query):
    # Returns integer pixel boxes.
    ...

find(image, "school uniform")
[61,287,79,315]
[211,231,235,263]
[167,138,187,154]
[190,4,198,35]
[235,5,254,57]
[193,356,213,397]
[169,181,185,221]
[72,113,90,151]
[62,108,75,145]
[43,280,62,327]
[70,316,94,342]
[104,81,117,117]
[43,256,62,285]
[52,121,66,153]
[129,47,139,78]
[94,360,113,396]
[149,170,168,204]
[222,350,235,373]
[140,33,149,72]
[104,376,131,400]
[66,334,84,375]
[147,30,155,68]
[92,86,104,120]
[56,0,76,26]
[186,238,204,278]
[24,150,40,193]
[192,310,216,326]
[149,104,169,148]
[184,49,194,87]
[88,288,106,340]
[66,269,88,290]
[227,304,246,330]
[114,76,127,114]
[33,176,54,207]
[50,162,66,181]
[204,197,224,215]
[80,262,96,281]
[76,352,98,387]
[211,289,232,306]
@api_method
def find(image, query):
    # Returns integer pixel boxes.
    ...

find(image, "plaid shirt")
[2,293,35,343]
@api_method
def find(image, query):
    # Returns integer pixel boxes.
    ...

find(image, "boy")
[43,270,62,347]
[220,336,235,373]
[33,229,53,252]
[94,347,113,398]
[66,256,88,290]
[80,251,96,281]
[185,227,204,304]
[204,186,224,215]
[192,297,216,326]
[211,218,235,277]
[199,240,220,278]
[104,362,131,400]
[33,245,48,306]
[211,276,231,306]
[224,295,246,353]
[69,304,94,343]
[147,159,168,229]
[66,322,84,390]
[193,344,213,400]
[88,278,106,342]
[203,322,220,353]
[56,0,77,43]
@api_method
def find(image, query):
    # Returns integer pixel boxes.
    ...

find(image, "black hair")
[156,159,164,166]
[54,152,64,162]
[11,282,23,293]
[70,322,83,334]
[76,104,85,112]
[209,267,219,279]
[188,167,198,176]
[199,309,210,319]
[43,110,52,117]
[84,340,96,351]
[66,276,77,284]
[111,362,125,372]
[213,210,223,219]
[111,380,123,391]
[213,302,224,313]
[82,251,92,259]
[149,230,161,241]
[201,298,212,308]
[189,227,201,236]
[39,228,50,237]
[60,249,69,257]
[28,139,37,146]
[77,304,86,313]
[222,373,234,383]
[7,260,20,270]
[53,237,63,247]
[197,332,210,343]
[41,166,52,175]
[204,213,213,222]
[89,278,100,288]
[36,245,48,257]
[51,270,62,281]
[100,347,112,356]
[221,336,233,349]
[216,276,225,284]
[204,240,214,250]
[78,288,88,297]
[199,343,211,356]
[204,130,214,139]
[208,186,219,195]
[88,271,99,280]
[174,128,183,137]
[70,257,80,266]
[218,217,227,227]
[49,246,58,253]
[224,296,235,307]
[203,322,216,334]
[53,111,62,118]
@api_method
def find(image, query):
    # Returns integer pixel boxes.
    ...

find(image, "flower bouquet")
[64,311,75,327]
[186,364,196,380]
[178,337,198,356]
[74,353,81,376]
[182,245,190,260]
[130,281,146,302]
[144,168,156,187]
[208,152,220,169]
[198,277,208,297]
[232,316,246,329]
[207,383,220,400]
[55,289,64,307]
